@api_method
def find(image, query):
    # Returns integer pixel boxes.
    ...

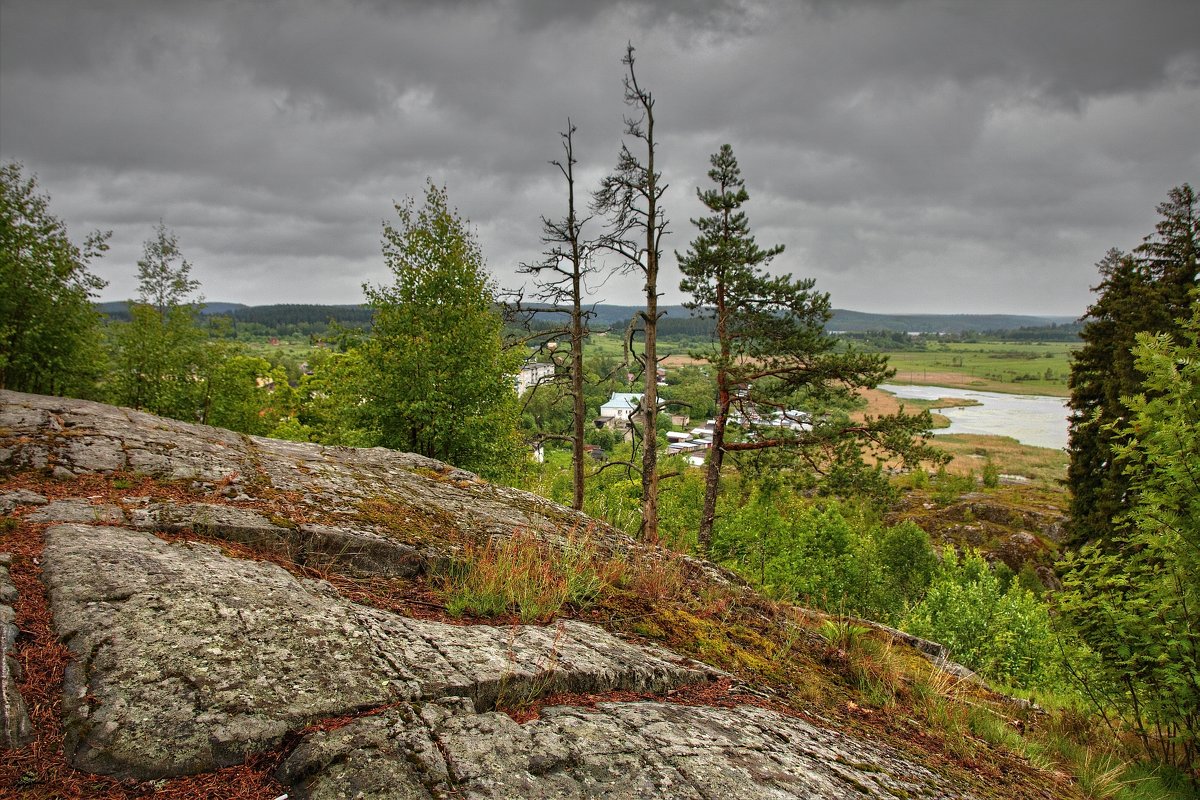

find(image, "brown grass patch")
[933,434,1068,486]
[442,525,626,623]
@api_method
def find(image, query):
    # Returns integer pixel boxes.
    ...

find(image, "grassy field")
[587,336,1076,397]
[237,337,322,364]
[878,341,1075,397]
[932,433,1069,485]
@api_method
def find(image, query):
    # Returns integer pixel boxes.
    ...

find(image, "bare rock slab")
[40,524,712,780]
[121,500,429,578]
[281,700,976,800]
[0,489,47,514]
[1,390,600,548]
[28,499,127,525]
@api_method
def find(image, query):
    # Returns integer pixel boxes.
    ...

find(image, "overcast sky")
[2,0,1197,315]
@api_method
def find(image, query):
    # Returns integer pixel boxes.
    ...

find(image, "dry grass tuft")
[442,524,626,623]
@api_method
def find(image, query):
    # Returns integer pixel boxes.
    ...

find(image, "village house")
[598,392,643,422]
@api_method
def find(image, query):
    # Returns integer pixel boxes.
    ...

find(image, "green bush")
[902,549,1059,689]
[710,495,938,625]
[981,459,1001,488]
[932,468,976,505]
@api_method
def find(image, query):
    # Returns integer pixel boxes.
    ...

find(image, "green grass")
[589,335,1077,396]
[878,341,1076,396]
[238,337,319,363]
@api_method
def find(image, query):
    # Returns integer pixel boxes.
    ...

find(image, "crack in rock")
[1,554,34,749]
[39,524,714,780]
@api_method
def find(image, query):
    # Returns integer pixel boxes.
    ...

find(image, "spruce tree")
[1067,184,1198,546]
[1060,300,1200,770]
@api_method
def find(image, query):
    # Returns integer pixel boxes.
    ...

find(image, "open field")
[932,433,1069,485]
[879,341,1075,397]
[586,336,1076,397]
[237,336,315,358]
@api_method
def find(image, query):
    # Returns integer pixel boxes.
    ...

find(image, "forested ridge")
[92,300,1083,341]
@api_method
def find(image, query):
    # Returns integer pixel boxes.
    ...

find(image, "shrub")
[710,495,938,625]
[877,521,939,609]
[902,549,1059,689]
[981,459,1001,488]
[932,468,975,505]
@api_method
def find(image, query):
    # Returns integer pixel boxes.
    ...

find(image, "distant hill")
[587,305,1077,334]
[213,303,372,328]
[825,309,1078,334]
[93,301,1079,336]
[96,301,249,316]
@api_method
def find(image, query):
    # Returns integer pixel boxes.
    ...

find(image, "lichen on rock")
[40,523,714,780]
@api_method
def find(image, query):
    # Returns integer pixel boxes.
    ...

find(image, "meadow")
[878,341,1075,397]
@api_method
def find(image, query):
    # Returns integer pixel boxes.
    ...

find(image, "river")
[878,384,1069,450]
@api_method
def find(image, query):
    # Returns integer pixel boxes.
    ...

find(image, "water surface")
[879,384,1068,450]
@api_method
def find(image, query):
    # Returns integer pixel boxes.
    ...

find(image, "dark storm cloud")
[1,0,1197,313]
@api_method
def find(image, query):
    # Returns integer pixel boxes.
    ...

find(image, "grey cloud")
[2,0,1197,314]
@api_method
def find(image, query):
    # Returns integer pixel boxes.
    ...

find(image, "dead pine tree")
[594,43,669,541]
[516,120,601,511]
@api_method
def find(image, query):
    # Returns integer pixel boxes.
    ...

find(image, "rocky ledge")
[1,390,984,799]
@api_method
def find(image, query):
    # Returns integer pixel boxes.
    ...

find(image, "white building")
[599,392,643,421]
[767,410,813,432]
[515,361,556,395]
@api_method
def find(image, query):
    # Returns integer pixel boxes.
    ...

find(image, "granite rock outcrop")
[1,389,986,799]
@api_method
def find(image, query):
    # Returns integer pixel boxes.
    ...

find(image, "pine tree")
[678,145,945,552]
[677,144,781,551]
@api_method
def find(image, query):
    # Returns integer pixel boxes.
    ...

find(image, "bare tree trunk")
[642,283,659,541]
[594,43,668,542]
[640,81,660,543]
[569,236,586,511]
[515,121,597,511]
[697,273,729,552]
